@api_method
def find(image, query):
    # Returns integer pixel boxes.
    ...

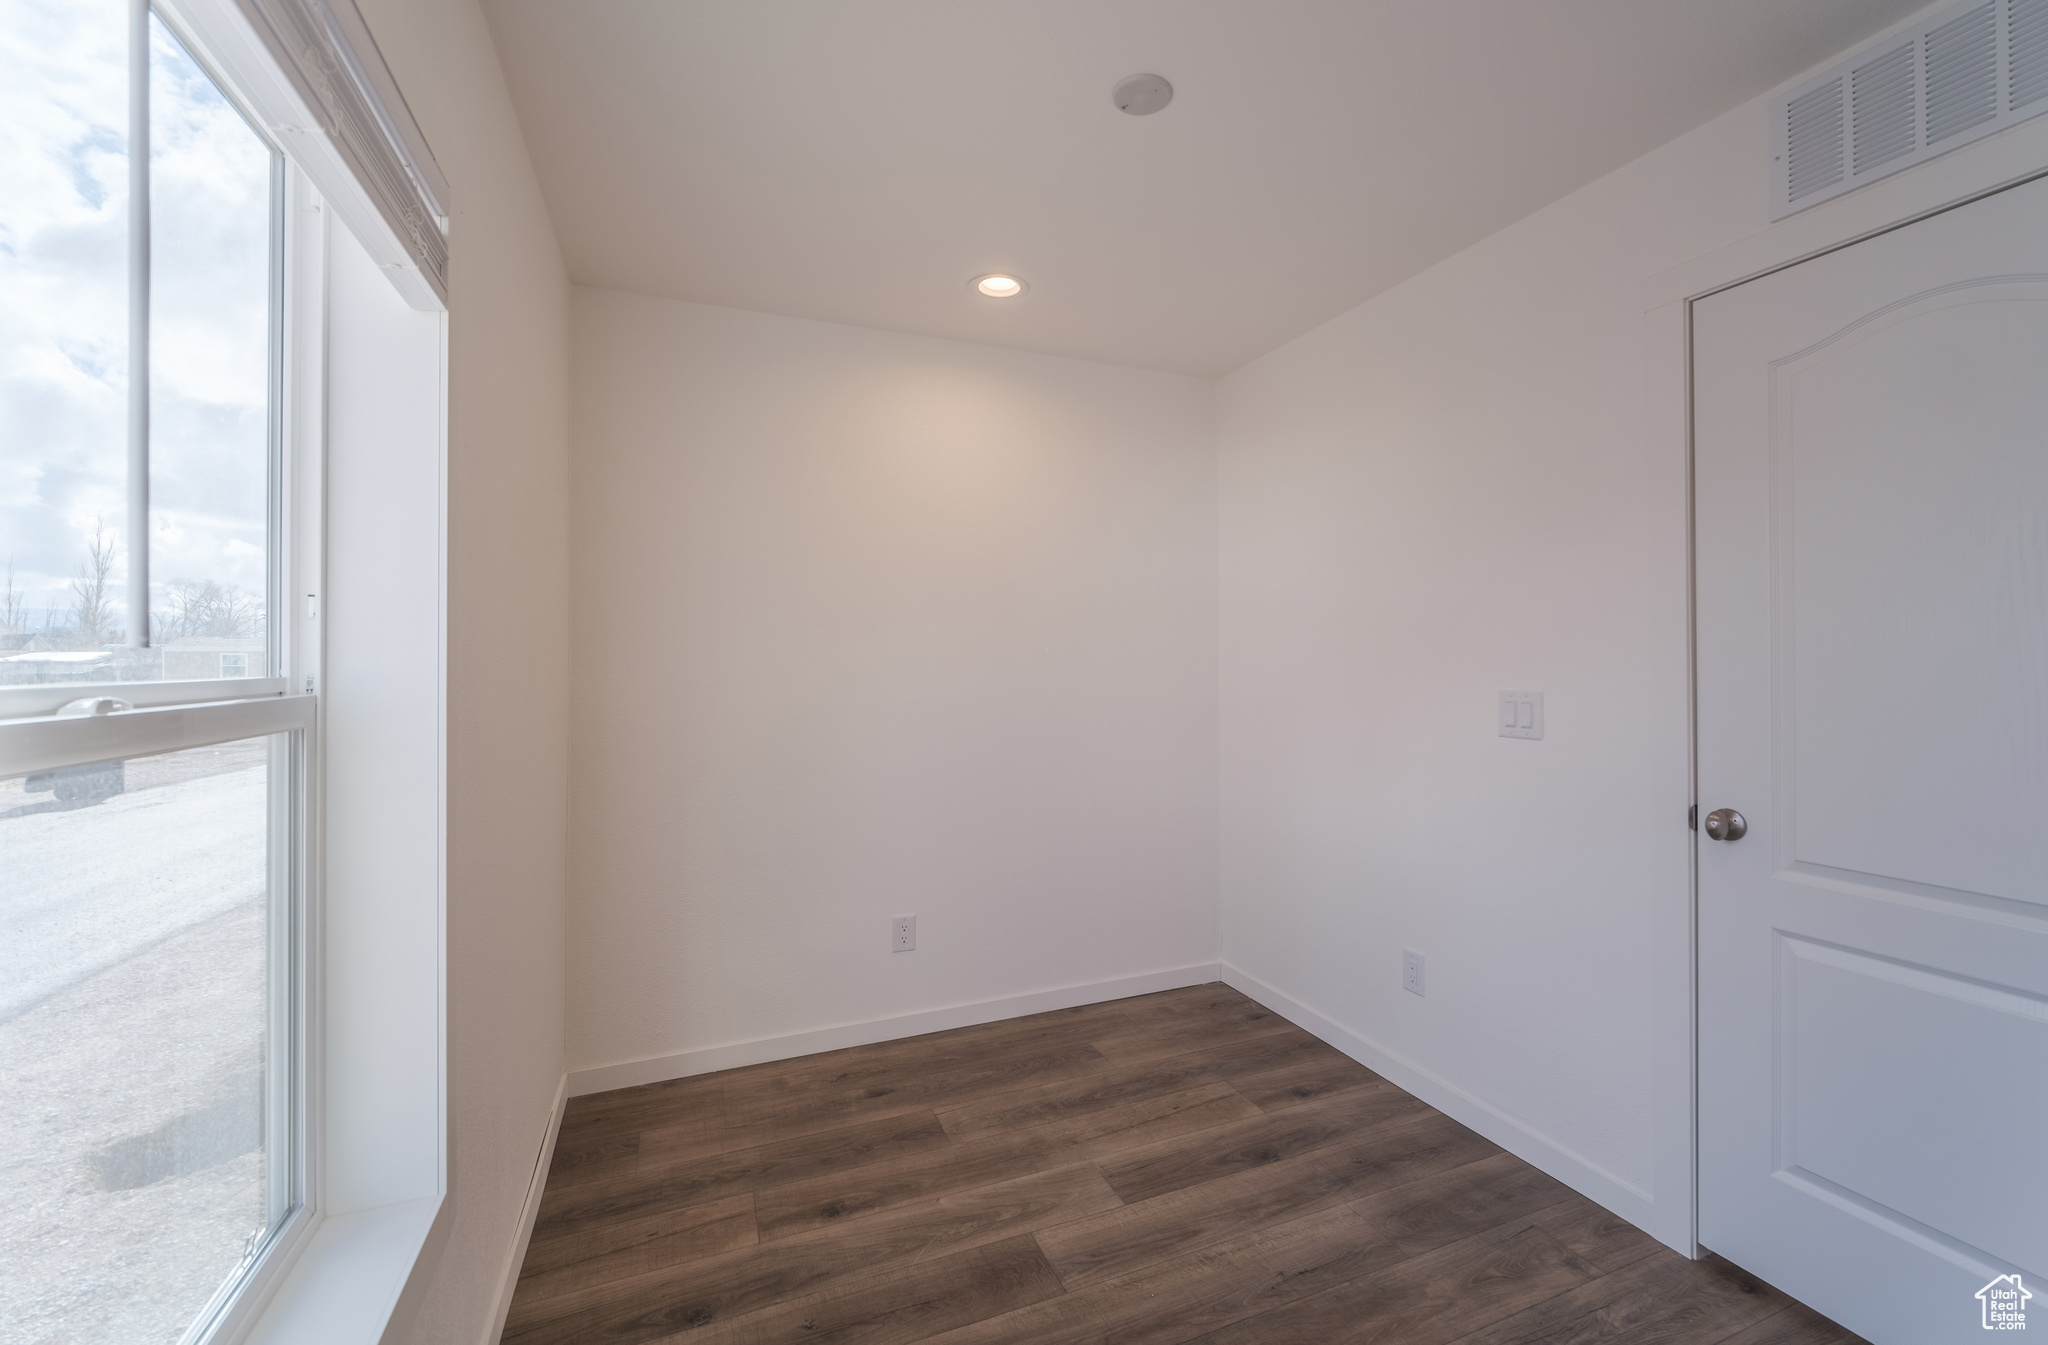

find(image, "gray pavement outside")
[0,748,272,1343]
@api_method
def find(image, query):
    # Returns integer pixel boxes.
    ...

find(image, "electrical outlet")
[891,915,916,953]
[1498,691,1544,740]
[1402,949,1426,997]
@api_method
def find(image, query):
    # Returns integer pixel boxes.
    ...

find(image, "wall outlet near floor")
[891,915,916,952]
[1402,949,1426,996]
[1499,690,1544,739]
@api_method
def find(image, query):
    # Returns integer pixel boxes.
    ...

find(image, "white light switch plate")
[1499,691,1544,740]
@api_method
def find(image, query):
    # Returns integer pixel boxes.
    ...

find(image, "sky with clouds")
[1,0,272,639]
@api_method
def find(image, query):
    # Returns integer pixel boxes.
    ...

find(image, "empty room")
[2,0,2044,1343]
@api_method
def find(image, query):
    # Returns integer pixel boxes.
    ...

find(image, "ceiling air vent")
[1926,3,1997,142]
[1773,0,2048,218]
[1851,43,1917,172]
[2013,0,2048,109]
[1787,78,1846,199]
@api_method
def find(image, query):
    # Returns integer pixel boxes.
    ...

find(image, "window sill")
[243,1196,443,1345]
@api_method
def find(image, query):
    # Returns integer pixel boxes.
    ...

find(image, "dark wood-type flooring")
[506,984,1865,1345]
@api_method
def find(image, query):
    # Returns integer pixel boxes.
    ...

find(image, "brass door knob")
[1703,808,1748,841]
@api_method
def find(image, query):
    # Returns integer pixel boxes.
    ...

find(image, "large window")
[0,733,300,1342]
[0,2,311,1341]
[1,0,276,688]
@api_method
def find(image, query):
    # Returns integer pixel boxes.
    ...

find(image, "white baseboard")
[484,1072,568,1345]
[1220,961,1659,1234]
[566,962,1225,1098]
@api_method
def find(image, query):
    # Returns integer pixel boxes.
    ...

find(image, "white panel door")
[1695,176,2048,1345]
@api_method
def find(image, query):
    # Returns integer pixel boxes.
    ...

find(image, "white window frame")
[0,689,320,1345]
[1,0,450,1338]
[0,11,324,1339]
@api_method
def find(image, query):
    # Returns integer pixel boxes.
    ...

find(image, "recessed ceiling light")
[1113,73,1173,116]
[973,273,1026,298]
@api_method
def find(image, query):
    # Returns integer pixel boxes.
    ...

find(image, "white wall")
[567,289,1217,1086]
[1214,10,2048,1246]
[1215,111,1759,1246]
[350,1,571,1340]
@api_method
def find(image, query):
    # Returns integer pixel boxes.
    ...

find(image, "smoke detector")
[1113,73,1173,115]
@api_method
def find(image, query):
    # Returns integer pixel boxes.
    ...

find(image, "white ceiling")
[483,0,1924,376]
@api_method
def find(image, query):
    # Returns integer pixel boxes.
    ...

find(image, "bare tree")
[0,557,24,635]
[68,521,118,647]
[156,577,264,642]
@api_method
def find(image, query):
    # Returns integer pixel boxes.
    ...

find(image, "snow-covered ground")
[0,753,272,1343]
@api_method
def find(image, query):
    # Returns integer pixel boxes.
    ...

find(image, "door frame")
[1656,113,2048,1261]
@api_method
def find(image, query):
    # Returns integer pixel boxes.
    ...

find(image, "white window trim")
[0,678,290,720]
[0,695,313,776]
[228,159,448,1345]
[163,0,445,312]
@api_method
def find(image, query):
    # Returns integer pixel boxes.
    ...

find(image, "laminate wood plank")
[1225,1050,1384,1111]
[740,1021,1113,1096]
[998,1079,1265,1163]
[549,1009,1132,1164]
[1037,1109,1496,1289]
[939,1153,1582,1345]
[550,984,1207,1151]
[920,1198,1396,1345]
[932,1050,1239,1140]
[757,998,1136,1084]
[684,1030,1115,1135]
[1712,1298,1869,1345]
[927,1143,1581,1345]
[572,1030,1109,1151]
[505,1166,1117,1345]
[728,1038,1117,1117]
[1149,1023,1356,1081]
[1095,1077,1431,1204]
[752,1083,1261,1242]
[625,1100,936,1180]
[555,1001,1138,1151]
[931,1023,1362,1141]
[1527,1195,1668,1275]
[892,992,1146,1048]
[1442,1248,1795,1345]
[1109,983,1264,1029]
[546,1127,647,1189]
[647,1031,1130,1162]
[558,1077,730,1147]
[1087,995,1297,1064]
[1183,1220,1598,1345]
[1344,1150,1576,1253]
[516,1193,758,1300]
[630,1042,1113,1174]
[532,1111,949,1239]
[645,1234,1065,1345]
